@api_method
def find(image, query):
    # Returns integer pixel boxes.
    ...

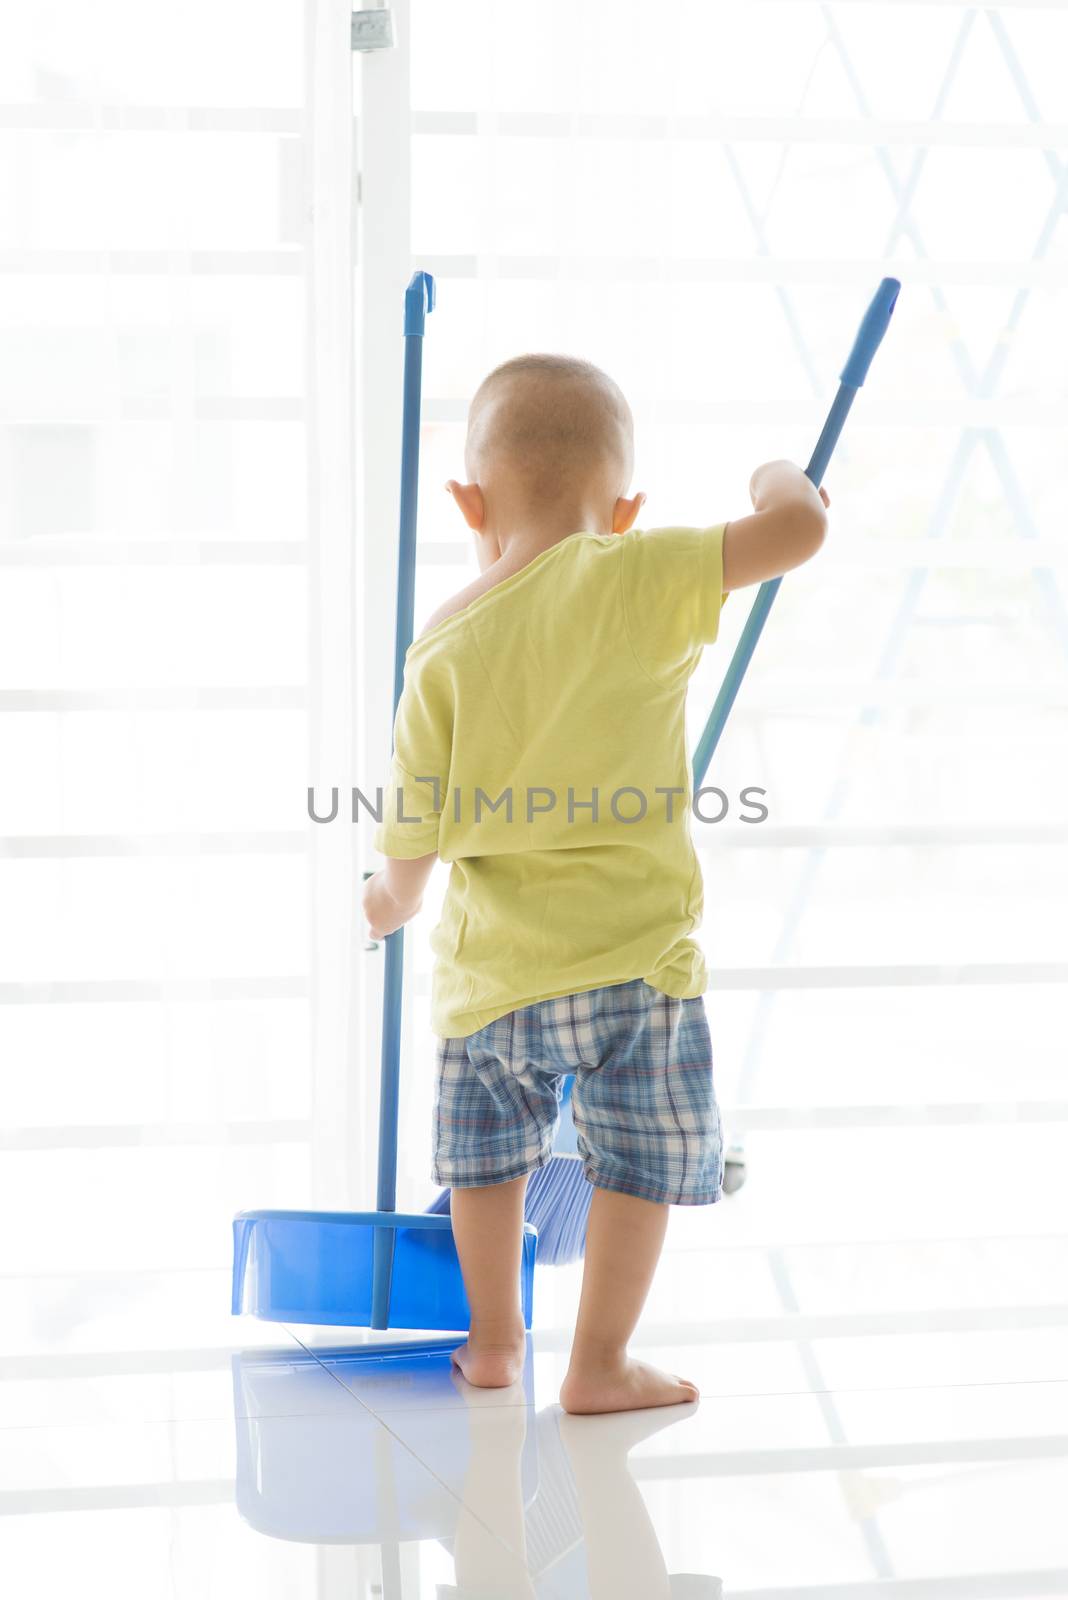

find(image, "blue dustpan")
[232,271,537,1331]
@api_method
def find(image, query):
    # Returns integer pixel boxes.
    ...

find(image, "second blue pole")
[371,270,436,1330]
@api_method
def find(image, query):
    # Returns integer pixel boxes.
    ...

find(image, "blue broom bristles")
[425,1074,592,1265]
[525,1157,593,1264]
[426,1156,592,1267]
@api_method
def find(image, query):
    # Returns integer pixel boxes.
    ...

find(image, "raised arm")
[721,459,829,592]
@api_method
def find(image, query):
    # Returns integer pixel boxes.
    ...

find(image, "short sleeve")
[620,524,726,682]
[373,653,450,859]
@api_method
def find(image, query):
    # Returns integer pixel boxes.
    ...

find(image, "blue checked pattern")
[433,978,723,1205]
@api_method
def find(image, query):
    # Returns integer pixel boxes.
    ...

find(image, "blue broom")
[430,278,901,1265]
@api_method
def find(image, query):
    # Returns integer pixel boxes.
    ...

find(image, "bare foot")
[559,1357,699,1415]
[450,1327,527,1389]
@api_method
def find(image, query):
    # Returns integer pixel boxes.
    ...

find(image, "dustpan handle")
[690,277,899,787]
[374,272,435,1282]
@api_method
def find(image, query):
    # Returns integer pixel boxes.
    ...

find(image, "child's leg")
[560,1187,698,1415]
[450,1173,530,1388]
[558,983,720,1415]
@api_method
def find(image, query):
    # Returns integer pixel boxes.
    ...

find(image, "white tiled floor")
[4,1202,1068,1600]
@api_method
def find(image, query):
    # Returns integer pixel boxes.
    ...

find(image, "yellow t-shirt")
[374,525,726,1038]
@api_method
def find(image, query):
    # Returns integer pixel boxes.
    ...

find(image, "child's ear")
[612,491,646,534]
[446,480,499,569]
[445,479,484,533]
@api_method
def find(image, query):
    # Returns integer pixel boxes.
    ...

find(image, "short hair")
[465,354,633,504]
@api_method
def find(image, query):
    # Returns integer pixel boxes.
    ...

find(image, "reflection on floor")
[4,1223,1068,1596]
[233,1337,725,1598]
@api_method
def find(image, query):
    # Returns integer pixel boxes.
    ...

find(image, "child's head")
[447,355,644,555]
[467,354,633,504]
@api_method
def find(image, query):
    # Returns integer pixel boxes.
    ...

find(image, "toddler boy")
[363,354,828,1414]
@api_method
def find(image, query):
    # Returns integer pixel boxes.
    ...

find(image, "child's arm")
[722,459,829,592]
[363,852,437,940]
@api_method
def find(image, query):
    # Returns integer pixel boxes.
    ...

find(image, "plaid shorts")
[433,978,723,1205]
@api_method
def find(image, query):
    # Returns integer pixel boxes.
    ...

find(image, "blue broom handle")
[377,270,436,1219]
[691,277,900,788]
